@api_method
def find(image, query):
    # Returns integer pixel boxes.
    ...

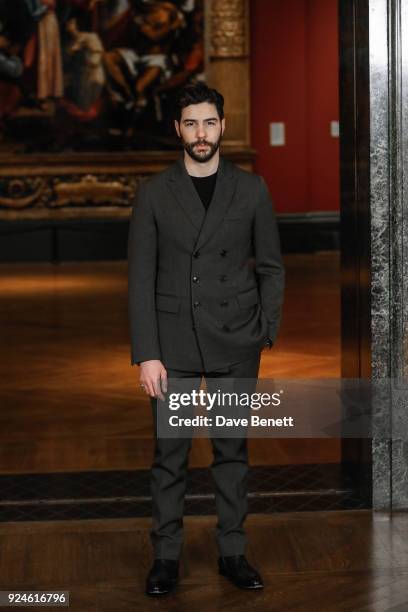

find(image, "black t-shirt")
[190,171,218,211]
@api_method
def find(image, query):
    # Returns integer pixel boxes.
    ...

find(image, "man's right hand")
[139,360,168,400]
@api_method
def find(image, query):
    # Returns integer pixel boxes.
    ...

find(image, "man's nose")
[196,124,206,139]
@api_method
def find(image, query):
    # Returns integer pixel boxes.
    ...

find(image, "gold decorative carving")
[0,174,146,212]
[210,0,247,58]
[52,175,138,207]
[0,178,48,209]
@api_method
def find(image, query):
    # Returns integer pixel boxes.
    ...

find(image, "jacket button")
[220,249,227,257]
[222,324,230,332]
[192,276,200,283]
[220,300,229,307]
[193,301,201,308]
[219,275,227,282]
[193,250,200,258]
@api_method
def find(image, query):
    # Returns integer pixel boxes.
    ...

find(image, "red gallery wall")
[250,0,340,214]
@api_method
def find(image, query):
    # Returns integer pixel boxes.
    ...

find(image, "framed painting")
[0,0,252,220]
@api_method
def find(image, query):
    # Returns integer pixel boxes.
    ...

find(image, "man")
[127,82,285,596]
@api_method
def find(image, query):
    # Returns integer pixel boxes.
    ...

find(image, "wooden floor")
[1,510,408,611]
[0,252,341,474]
[0,253,395,611]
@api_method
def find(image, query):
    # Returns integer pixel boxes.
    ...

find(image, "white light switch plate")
[330,121,340,138]
[270,122,285,146]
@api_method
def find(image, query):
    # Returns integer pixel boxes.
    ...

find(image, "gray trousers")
[149,352,261,559]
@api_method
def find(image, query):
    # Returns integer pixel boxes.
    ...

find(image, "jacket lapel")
[166,155,206,231]
[166,154,237,250]
[195,155,237,251]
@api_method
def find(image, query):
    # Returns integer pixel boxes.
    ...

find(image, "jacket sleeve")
[253,175,285,344]
[127,180,161,365]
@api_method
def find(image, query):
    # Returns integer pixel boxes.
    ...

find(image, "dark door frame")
[339,0,372,504]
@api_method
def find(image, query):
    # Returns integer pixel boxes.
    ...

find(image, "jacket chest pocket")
[156,293,180,314]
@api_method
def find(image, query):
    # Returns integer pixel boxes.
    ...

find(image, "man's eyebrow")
[182,117,219,123]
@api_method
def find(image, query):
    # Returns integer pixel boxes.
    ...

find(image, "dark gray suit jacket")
[127,154,285,371]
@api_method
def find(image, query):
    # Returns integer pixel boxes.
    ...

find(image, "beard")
[181,133,222,163]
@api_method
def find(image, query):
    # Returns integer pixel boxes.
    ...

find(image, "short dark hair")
[173,82,224,122]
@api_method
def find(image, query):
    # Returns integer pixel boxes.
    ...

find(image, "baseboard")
[0,463,369,521]
[277,212,340,253]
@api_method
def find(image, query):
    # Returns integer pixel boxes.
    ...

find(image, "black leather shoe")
[218,555,264,589]
[145,559,179,596]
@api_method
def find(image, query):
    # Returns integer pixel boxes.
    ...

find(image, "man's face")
[174,101,225,163]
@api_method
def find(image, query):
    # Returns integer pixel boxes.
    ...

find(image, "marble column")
[371,0,408,509]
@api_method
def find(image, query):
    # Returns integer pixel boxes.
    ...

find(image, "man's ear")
[221,117,226,135]
[174,119,180,137]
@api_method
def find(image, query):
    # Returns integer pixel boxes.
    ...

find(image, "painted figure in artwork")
[35,0,64,110]
[103,2,185,110]
[64,16,105,111]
